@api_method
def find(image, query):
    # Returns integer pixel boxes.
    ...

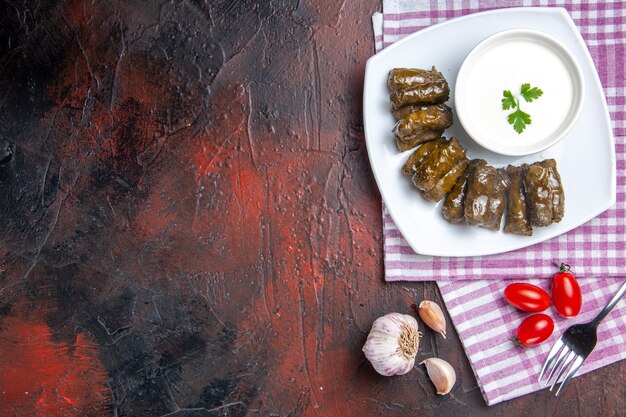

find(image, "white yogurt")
[456,30,584,156]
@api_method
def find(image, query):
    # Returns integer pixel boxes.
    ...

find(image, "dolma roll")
[523,159,565,227]
[543,159,565,223]
[412,137,466,192]
[387,67,448,91]
[393,104,452,152]
[464,165,509,231]
[422,157,469,202]
[396,129,444,152]
[402,138,445,176]
[390,83,450,111]
[393,104,453,139]
[393,104,425,120]
[504,165,533,236]
[388,67,450,111]
[442,159,487,223]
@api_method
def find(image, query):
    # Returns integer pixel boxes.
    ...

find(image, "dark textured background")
[0,1,623,416]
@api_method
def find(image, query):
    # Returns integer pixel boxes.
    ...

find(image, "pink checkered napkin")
[372,1,626,405]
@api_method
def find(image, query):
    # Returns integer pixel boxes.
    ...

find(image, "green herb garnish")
[507,107,532,134]
[520,83,543,102]
[502,83,543,134]
[501,90,517,110]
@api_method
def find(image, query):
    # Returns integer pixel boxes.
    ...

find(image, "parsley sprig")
[502,83,543,134]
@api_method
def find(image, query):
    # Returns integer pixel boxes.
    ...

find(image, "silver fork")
[538,280,626,396]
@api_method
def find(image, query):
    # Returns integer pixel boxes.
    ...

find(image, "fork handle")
[592,280,626,327]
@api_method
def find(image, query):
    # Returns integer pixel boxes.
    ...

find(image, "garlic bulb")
[418,300,447,338]
[362,312,421,376]
[421,358,456,395]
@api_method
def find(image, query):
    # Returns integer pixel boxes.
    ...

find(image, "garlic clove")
[363,313,422,376]
[418,300,447,339]
[421,358,456,395]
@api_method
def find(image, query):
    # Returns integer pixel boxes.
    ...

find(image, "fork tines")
[538,338,585,396]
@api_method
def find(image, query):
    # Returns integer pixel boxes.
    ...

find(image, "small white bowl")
[455,29,584,156]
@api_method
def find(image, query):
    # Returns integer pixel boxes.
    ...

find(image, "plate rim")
[363,6,617,257]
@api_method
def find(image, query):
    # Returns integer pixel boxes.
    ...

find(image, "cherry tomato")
[504,283,550,312]
[514,314,554,347]
[552,263,582,318]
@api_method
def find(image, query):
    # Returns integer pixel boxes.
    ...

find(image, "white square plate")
[363,7,616,257]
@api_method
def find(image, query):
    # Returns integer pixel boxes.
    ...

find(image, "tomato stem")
[559,263,571,272]
[511,338,525,347]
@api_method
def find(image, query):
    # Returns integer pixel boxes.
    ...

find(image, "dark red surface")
[0,1,624,416]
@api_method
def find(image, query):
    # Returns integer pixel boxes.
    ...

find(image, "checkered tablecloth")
[372,0,626,405]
